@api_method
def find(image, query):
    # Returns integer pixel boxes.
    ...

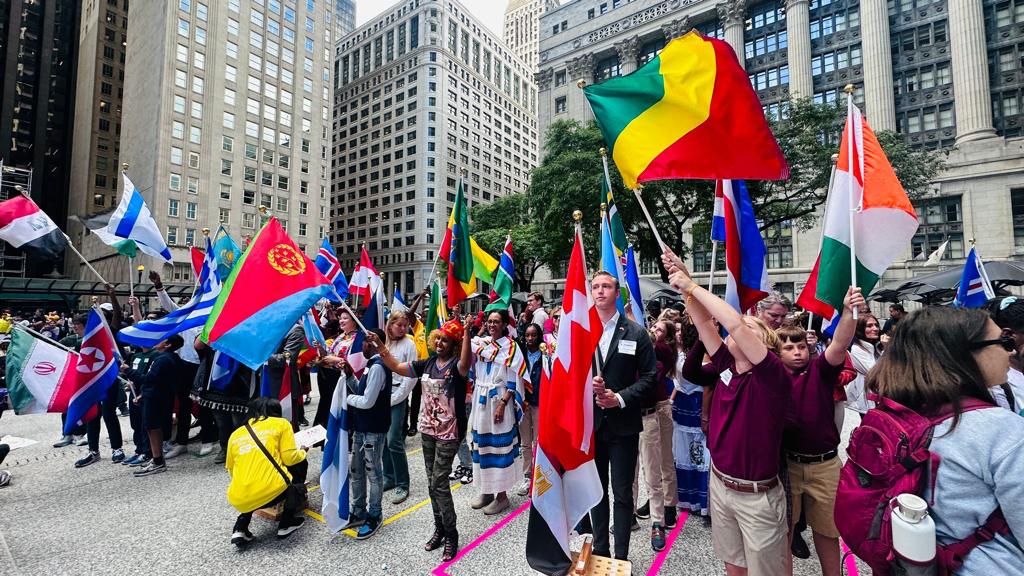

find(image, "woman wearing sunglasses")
[984,296,1024,415]
[867,307,1024,574]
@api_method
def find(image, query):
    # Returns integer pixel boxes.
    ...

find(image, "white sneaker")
[198,442,215,457]
[515,478,531,497]
[162,441,174,453]
[164,444,187,459]
[74,435,88,446]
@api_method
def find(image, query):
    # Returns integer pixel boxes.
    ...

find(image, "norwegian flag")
[348,246,381,308]
[526,225,604,575]
[64,308,121,435]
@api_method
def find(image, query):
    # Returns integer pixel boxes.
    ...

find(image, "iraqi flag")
[0,195,67,260]
[64,308,121,435]
[526,225,604,575]
[720,180,770,313]
[4,328,79,414]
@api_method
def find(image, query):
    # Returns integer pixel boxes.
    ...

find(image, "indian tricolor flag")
[583,31,788,189]
[5,328,79,414]
[806,97,919,313]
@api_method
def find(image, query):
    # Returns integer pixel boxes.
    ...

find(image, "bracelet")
[684,283,698,298]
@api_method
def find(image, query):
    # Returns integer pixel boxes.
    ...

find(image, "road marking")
[407,447,423,457]
[433,500,531,576]
[646,510,688,575]
[303,483,465,538]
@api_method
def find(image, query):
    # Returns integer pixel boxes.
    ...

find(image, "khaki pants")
[788,457,841,538]
[520,405,539,478]
[633,400,678,525]
[709,468,788,575]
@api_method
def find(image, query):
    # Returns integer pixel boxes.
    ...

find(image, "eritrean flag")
[201,217,333,369]
[583,31,788,189]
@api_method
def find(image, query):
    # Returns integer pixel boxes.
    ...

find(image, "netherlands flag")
[315,238,349,301]
[720,180,770,313]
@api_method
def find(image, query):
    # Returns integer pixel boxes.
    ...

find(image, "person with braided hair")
[984,296,1024,415]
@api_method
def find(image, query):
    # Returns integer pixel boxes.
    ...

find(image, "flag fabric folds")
[190,246,205,279]
[119,236,221,348]
[720,180,770,313]
[320,370,351,532]
[315,238,350,301]
[954,246,994,308]
[486,235,515,312]
[213,226,244,282]
[421,279,447,355]
[349,246,381,309]
[65,309,120,435]
[208,351,240,391]
[260,363,292,423]
[5,328,79,414]
[600,209,627,313]
[583,31,788,189]
[602,179,629,264]
[711,181,727,243]
[0,195,68,260]
[526,224,604,575]
[624,245,645,324]
[201,217,333,369]
[391,286,408,313]
[108,173,173,262]
[77,211,138,257]
[302,310,328,350]
[440,178,476,307]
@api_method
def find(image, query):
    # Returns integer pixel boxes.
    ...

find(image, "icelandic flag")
[711,180,727,242]
[64,309,121,434]
[391,286,408,313]
[315,238,350,302]
[624,245,645,323]
[118,236,221,347]
[107,173,172,262]
[208,350,240,391]
[721,180,770,313]
[260,361,292,423]
[320,369,350,532]
[953,246,994,308]
[349,246,381,308]
[600,211,626,313]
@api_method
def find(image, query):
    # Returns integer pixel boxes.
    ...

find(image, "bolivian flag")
[584,31,788,189]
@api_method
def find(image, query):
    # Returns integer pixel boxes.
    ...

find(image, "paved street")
[0,396,861,576]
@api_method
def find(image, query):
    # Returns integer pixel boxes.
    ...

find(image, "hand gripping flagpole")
[844,84,860,320]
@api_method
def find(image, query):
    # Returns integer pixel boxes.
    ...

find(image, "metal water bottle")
[891,493,938,576]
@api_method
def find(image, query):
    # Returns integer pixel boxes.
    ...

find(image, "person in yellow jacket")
[226,397,309,546]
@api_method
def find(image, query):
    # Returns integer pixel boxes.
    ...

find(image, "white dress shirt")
[596,311,626,409]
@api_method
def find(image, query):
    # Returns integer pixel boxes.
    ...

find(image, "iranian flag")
[4,328,79,414]
[0,195,68,260]
[803,96,918,313]
[526,225,603,575]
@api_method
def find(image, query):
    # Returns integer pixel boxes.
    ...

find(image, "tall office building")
[0,0,80,277]
[503,0,556,71]
[331,0,538,295]
[533,0,1024,298]
[75,0,335,282]
[335,0,355,36]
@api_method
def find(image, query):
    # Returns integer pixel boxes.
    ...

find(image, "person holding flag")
[119,334,185,476]
[73,295,127,469]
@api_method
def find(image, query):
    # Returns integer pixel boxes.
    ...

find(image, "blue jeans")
[350,430,386,520]
[383,403,409,490]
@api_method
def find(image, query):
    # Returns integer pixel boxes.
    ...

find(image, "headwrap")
[440,319,464,342]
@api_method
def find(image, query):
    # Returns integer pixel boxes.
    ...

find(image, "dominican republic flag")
[64,308,121,435]
[320,364,351,532]
[349,246,381,308]
[107,173,172,262]
[954,246,994,308]
[0,195,67,260]
[720,180,770,313]
[315,238,350,301]
[118,236,221,347]
[260,360,293,423]
[711,181,727,243]
[526,225,604,575]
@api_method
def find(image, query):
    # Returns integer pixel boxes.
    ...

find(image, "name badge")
[618,340,637,355]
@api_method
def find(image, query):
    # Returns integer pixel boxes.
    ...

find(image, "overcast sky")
[356,0,508,38]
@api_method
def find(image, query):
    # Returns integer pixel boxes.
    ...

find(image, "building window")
[168,199,180,217]
[1011,189,1024,254]
[764,222,794,269]
[911,196,964,260]
[167,226,178,245]
[594,55,620,82]
[555,96,567,114]
[219,208,230,224]
[186,202,197,220]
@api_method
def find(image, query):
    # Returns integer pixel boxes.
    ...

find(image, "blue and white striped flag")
[320,379,350,532]
[302,310,328,350]
[711,180,727,242]
[118,236,220,347]
[108,173,173,262]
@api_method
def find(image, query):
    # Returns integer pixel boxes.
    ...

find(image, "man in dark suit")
[588,271,658,561]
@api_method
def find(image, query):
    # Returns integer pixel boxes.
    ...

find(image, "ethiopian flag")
[584,31,788,189]
[202,217,333,369]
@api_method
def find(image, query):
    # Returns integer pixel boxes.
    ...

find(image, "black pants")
[313,368,340,428]
[171,362,200,445]
[590,429,640,560]
[87,384,123,453]
[408,385,422,432]
[197,405,218,443]
[128,395,150,456]
[233,460,308,531]
[212,410,246,451]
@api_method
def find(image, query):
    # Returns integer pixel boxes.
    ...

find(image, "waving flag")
[583,31,788,189]
[208,350,240,391]
[315,238,350,301]
[600,209,626,314]
[391,285,408,313]
[954,246,994,308]
[0,195,67,260]
[486,235,515,312]
[5,328,79,414]
[440,178,475,307]
[347,284,383,378]
[602,179,628,265]
[107,173,172,262]
[320,370,350,532]
[65,309,120,434]
[260,362,292,423]
[213,226,243,281]
[349,246,381,308]
[711,181,727,243]
[526,224,604,575]
[302,310,328,350]
[190,246,205,279]
[119,236,221,347]
[720,180,770,313]
[624,245,645,323]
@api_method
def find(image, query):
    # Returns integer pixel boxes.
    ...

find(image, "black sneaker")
[651,523,666,552]
[111,449,126,464]
[74,451,100,468]
[636,500,651,519]
[448,465,463,481]
[791,530,811,559]
[355,515,381,540]
[665,506,678,529]
[277,516,306,539]
[231,529,254,547]
[129,455,153,468]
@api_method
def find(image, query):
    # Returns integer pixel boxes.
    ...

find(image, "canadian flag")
[526,225,604,575]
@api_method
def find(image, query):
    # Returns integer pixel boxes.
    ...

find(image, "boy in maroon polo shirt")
[663,249,791,576]
[778,287,862,576]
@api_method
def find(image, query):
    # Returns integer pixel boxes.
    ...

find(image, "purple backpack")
[835,396,1010,575]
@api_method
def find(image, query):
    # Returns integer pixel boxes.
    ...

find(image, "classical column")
[948,0,997,143]
[785,0,814,99]
[860,0,896,130]
[568,53,596,122]
[661,16,692,42]
[616,36,640,75]
[717,0,748,69]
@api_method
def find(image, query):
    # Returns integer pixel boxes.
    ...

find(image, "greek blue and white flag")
[320,379,350,532]
[108,173,172,262]
[118,236,220,347]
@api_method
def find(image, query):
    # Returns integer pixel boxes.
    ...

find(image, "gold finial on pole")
[831,153,839,163]
[843,84,854,94]
[600,202,607,214]
[258,205,268,215]
[461,167,468,177]
[573,210,583,222]
[576,79,587,89]
[122,162,129,171]
[202,227,210,236]
[90,296,99,305]
[599,147,607,157]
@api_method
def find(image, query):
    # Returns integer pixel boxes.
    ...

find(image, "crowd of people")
[1,257,1022,575]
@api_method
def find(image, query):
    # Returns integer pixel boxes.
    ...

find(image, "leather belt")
[786,449,838,464]
[712,466,779,494]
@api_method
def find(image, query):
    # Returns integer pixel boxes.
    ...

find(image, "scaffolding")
[0,164,33,278]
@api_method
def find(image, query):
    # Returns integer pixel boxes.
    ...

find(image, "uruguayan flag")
[320,379,350,532]
[108,173,173,262]
[118,236,220,347]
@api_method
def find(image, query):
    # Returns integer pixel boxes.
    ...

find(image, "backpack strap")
[936,508,1011,572]
[244,420,292,485]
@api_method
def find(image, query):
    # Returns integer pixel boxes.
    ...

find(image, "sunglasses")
[968,336,1017,352]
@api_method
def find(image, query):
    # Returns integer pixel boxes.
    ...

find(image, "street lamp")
[137,264,145,285]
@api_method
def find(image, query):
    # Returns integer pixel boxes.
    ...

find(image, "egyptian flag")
[0,195,67,260]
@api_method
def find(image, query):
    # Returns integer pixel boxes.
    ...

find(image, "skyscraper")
[335,0,355,36]
[503,0,556,71]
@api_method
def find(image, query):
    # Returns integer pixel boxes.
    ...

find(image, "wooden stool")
[569,535,633,576]
[252,497,309,521]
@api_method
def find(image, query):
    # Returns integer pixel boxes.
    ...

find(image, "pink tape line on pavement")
[433,500,532,576]
[646,510,688,576]
[840,538,861,576]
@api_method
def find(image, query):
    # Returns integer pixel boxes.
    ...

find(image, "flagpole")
[631,186,668,253]
[599,147,614,201]
[707,240,719,293]
[808,153,841,332]
[575,209,603,380]
[128,254,135,298]
[845,84,860,320]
